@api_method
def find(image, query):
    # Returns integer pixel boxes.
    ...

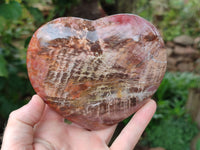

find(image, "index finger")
[110,99,157,150]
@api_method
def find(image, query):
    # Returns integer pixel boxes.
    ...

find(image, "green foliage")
[0,0,83,120]
[0,0,40,119]
[143,116,198,150]
[51,0,80,17]
[197,138,200,150]
[134,0,153,22]
[0,2,199,149]
[0,16,6,32]
[123,72,200,150]
[155,72,200,103]
[0,76,34,118]
[27,7,44,26]
[133,0,200,41]
[0,1,22,20]
[139,72,200,150]
[105,0,115,4]
[124,72,200,122]
[0,45,35,118]
[0,54,8,77]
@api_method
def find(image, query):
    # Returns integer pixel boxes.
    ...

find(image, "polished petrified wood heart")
[27,14,167,130]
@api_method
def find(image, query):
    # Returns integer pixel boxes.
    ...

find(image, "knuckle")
[8,110,18,120]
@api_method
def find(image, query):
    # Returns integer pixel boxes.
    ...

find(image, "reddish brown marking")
[111,14,132,24]
[27,14,167,130]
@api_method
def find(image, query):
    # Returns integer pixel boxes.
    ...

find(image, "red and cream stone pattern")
[27,14,167,130]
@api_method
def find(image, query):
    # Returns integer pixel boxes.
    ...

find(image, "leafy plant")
[155,72,200,103]
[0,0,41,120]
[196,138,200,150]
[134,0,153,22]
[0,54,8,77]
[123,72,200,150]
[104,0,115,4]
[141,72,200,150]
[142,115,198,150]
[0,45,35,118]
[0,0,83,121]
[0,1,22,20]
[132,0,200,41]
[51,0,80,17]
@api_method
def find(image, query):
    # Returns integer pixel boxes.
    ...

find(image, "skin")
[1,95,156,150]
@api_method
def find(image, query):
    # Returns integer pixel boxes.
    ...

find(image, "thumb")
[1,95,45,150]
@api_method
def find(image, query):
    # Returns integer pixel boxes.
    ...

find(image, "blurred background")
[0,0,200,149]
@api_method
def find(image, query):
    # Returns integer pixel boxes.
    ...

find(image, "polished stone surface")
[27,14,167,130]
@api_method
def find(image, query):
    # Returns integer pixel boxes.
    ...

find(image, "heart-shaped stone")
[27,14,167,130]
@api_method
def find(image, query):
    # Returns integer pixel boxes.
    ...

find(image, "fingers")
[110,99,157,150]
[10,95,45,126]
[1,95,45,150]
[93,124,117,144]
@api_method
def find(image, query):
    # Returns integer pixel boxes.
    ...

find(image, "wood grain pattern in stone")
[27,14,167,130]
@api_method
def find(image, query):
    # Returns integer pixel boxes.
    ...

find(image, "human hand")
[1,95,156,150]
